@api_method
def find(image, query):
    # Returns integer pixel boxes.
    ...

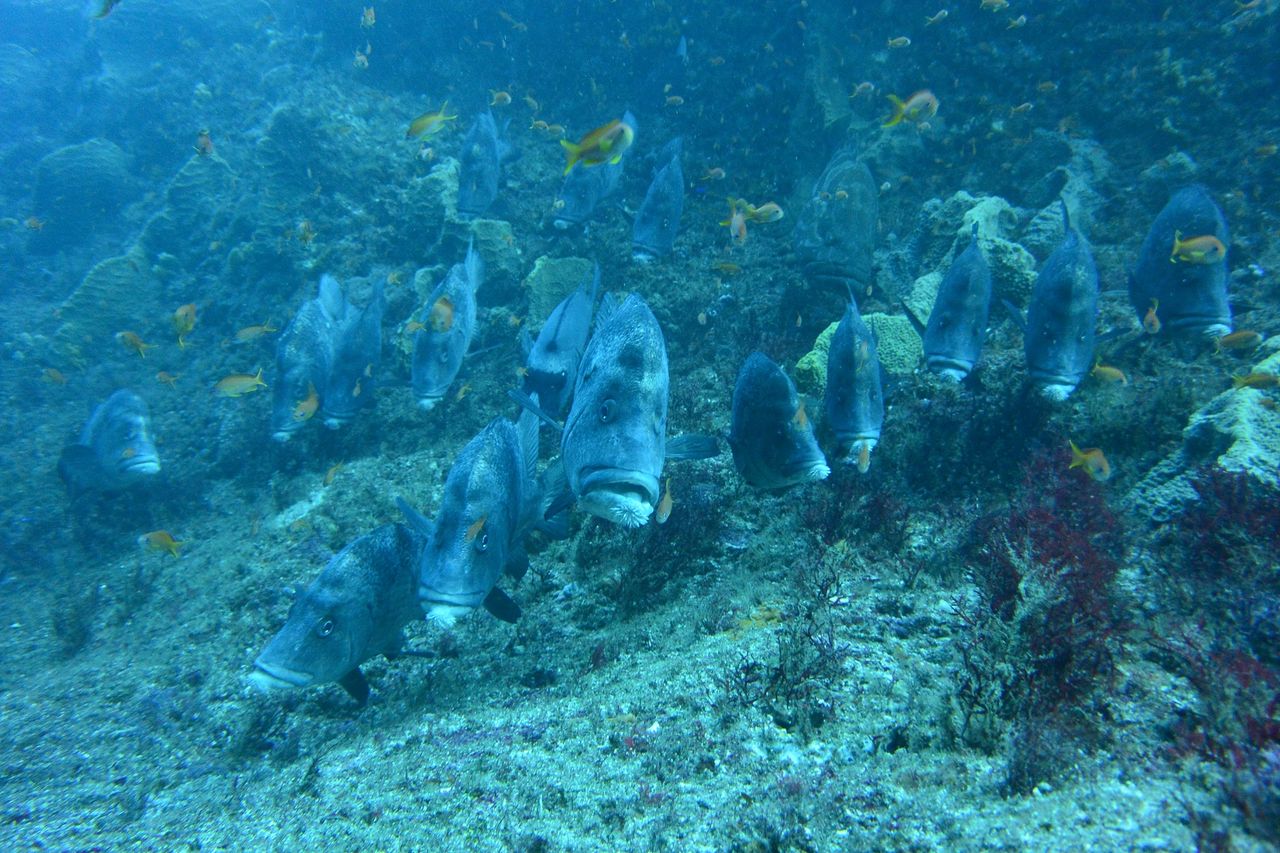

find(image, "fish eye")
[437,350,450,363]
[599,399,616,423]
[316,618,335,637]
[476,533,489,552]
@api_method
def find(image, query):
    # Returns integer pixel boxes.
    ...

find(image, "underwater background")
[2,0,1279,849]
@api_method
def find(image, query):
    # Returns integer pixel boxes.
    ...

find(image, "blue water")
[1,0,1278,848]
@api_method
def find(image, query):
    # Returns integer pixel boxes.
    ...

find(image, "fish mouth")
[1034,381,1077,402]
[577,467,660,528]
[249,660,313,691]
[631,249,656,263]
[552,218,574,231]
[786,460,831,483]
[926,356,974,382]
[323,415,351,430]
[423,602,474,628]
[119,454,160,475]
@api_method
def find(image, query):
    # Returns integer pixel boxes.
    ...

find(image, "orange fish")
[234,321,278,343]
[1068,440,1111,482]
[886,36,911,48]
[24,216,45,231]
[324,462,344,486]
[42,367,68,385]
[655,479,674,524]
[722,205,748,244]
[700,167,726,181]
[1170,231,1226,265]
[1143,299,1161,335]
[561,118,636,174]
[465,514,488,542]
[292,382,319,421]
[173,303,196,347]
[194,129,214,156]
[215,368,267,397]
[155,371,181,388]
[925,10,948,24]
[490,90,512,106]
[856,442,872,474]
[430,296,454,332]
[138,530,184,558]
[1232,372,1280,390]
[116,331,157,358]
[406,102,458,139]
[1215,330,1262,353]
[361,6,375,28]
[1090,361,1128,385]
[792,399,809,429]
[883,90,938,128]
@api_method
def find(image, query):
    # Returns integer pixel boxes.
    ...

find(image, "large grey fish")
[58,388,160,498]
[824,301,884,473]
[271,274,349,441]
[1128,184,1231,340]
[729,352,829,490]
[792,148,878,293]
[522,263,599,416]
[457,111,514,220]
[411,240,483,410]
[396,407,541,626]
[552,111,636,230]
[250,522,426,705]
[923,223,992,381]
[322,278,386,430]
[554,293,717,527]
[631,137,684,262]
[1024,202,1098,400]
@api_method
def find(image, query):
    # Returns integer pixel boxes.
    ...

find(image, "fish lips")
[117,453,160,476]
[576,466,660,527]
[249,659,314,691]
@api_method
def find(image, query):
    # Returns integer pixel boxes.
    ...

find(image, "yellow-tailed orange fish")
[886,36,911,48]
[155,371,180,388]
[883,89,938,128]
[665,95,685,107]
[292,381,319,421]
[1007,14,1027,29]
[523,94,540,111]
[215,368,267,397]
[361,6,375,28]
[850,81,876,99]
[1143,299,1161,335]
[745,201,784,223]
[42,367,67,385]
[700,167,726,181]
[560,118,636,175]
[173,303,196,347]
[1037,81,1059,93]
[856,442,872,474]
[925,10,948,24]
[324,462,344,486]
[1215,330,1262,353]
[116,331,157,358]
[404,319,427,335]
[454,383,472,401]
[1170,231,1226,264]
[1091,360,1128,385]
[24,216,45,231]
[406,102,458,139]
[490,90,512,106]
[721,203,748,245]
[1010,102,1033,115]
[138,530,184,558]
[465,514,488,542]
[234,321,278,343]
[194,129,214,156]
[1068,440,1111,482]
[655,479,674,524]
[981,0,1009,10]
[1233,372,1279,390]
[430,296,454,332]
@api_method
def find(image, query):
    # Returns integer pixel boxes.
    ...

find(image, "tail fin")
[560,139,580,175]
[882,95,907,128]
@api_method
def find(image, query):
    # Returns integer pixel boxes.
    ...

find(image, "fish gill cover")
[0,0,1279,849]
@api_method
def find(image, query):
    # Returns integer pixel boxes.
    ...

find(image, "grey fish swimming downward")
[729,352,830,489]
[397,406,543,626]
[550,292,717,527]
[411,239,484,410]
[1023,202,1098,400]
[522,263,599,416]
[824,301,884,473]
[271,274,348,442]
[250,522,426,705]
[58,388,161,498]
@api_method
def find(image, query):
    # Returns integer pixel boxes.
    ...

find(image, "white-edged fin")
[464,237,484,293]
[592,292,622,336]
[516,400,540,483]
[507,388,562,430]
[318,274,347,324]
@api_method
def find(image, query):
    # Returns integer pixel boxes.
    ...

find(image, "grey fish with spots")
[729,352,829,489]
[411,240,483,410]
[58,388,161,498]
[397,407,542,626]
[250,522,426,705]
[1024,202,1098,400]
[522,263,599,416]
[824,301,884,472]
[271,274,348,441]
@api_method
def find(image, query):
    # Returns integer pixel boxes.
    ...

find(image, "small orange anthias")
[195,129,214,156]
